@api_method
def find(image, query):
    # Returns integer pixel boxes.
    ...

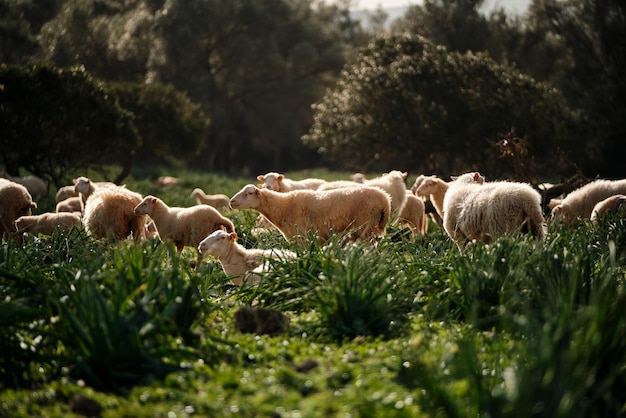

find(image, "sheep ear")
[230,232,238,241]
[150,197,158,204]
[450,176,458,181]
[474,172,481,181]
[402,172,408,179]
[257,175,265,181]
[278,174,284,180]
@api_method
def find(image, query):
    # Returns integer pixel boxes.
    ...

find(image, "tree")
[0,64,140,186]
[303,35,582,178]
[110,82,208,166]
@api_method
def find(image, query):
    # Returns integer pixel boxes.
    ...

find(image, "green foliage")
[0,64,140,186]
[109,82,209,166]
[303,34,581,177]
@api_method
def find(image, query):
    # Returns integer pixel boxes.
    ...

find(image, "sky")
[325,0,532,15]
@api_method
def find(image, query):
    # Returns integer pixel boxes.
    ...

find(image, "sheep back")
[552,179,626,225]
[83,187,146,241]
[16,212,82,236]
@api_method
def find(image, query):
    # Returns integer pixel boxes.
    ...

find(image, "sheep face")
[415,178,439,197]
[134,196,158,215]
[230,185,261,209]
[257,173,283,191]
[74,177,90,194]
[198,230,237,256]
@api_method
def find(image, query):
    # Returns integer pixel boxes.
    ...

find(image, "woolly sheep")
[550,179,626,225]
[590,194,626,222]
[398,191,427,235]
[0,179,37,240]
[1,172,47,197]
[15,212,82,238]
[229,184,391,243]
[56,185,79,203]
[318,170,408,214]
[256,172,327,192]
[56,196,84,213]
[443,172,545,249]
[198,230,296,286]
[190,188,230,211]
[134,195,235,267]
[82,186,146,242]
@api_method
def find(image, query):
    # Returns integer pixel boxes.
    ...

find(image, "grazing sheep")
[15,212,82,238]
[198,230,296,286]
[551,179,626,225]
[83,187,146,242]
[413,175,448,219]
[56,185,79,203]
[0,179,37,240]
[257,172,327,192]
[229,184,391,243]
[319,170,408,214]
[56,196,84,213]
[1,172,47,197]
[443,172,545,249]
[590,194,626,222]
[190,188,230,211]
[134,195,235,267]
[154,176,180,188]
[398,192,427,235]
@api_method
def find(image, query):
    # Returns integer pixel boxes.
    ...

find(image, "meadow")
[1,168,625,417]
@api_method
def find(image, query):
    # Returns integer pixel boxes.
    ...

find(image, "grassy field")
[1,168,625,417]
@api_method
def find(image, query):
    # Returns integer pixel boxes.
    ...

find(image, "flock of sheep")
[1,169,626,286]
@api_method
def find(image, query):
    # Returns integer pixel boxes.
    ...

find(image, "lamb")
[413,175,448,219]
[0,179,37,240]
[229,184,391,243]
[56,185,79,203]
[190,188,230,211]
[398,191,427,235]
[256,172,327,192]
[550,179,626,226]
[442,172,545,249]
[198,230,296,286]
[1,172,47,197]
[318,170,408,214]
[590,194,626,222]
[56,196,84,213]
[15,212,82,238]
[134,195,235,267]
[82,186,147,242]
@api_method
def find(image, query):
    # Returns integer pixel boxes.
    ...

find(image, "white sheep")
[15,212,82,238]
[398,191,427,235]
[318,170,408,214]
[590,194,626,222]
[229,184,391,243]
[256,172,327,192]
[1,172,47,197]
[413,175,448,219]
[134,195,235,267]
[550,179,626,226]
[56,185,79,203]
[0,179,37,240]
[56,196,84,213]
[198,230,296,286]
[190,188,231,211]
[154,176,180,188]
[443,172,545,249]
[82,186,147,242]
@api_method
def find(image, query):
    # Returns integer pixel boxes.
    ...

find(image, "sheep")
[318,170,408,214]
[590,194,626,222]
[56,196,84,213]
[134,195,235,267]
[256,172,327,192]
[410,174,445,228]
[190,188,230,211]
[413,175,448,219]
[56,185,79,203]
[15,212,82,238]
[145,220,159,239]
[0,179,37,240]
[229,184,391,243]
[154,176,180,188]
[82,186,147,242]
[398,191,427,235]
[198,230,296,286]
[442,172,545,249]
[550,179,626,226]
[351,173,367,183]
[1,172,47,197]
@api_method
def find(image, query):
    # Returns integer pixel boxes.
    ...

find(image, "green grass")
[1,168,626,417]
